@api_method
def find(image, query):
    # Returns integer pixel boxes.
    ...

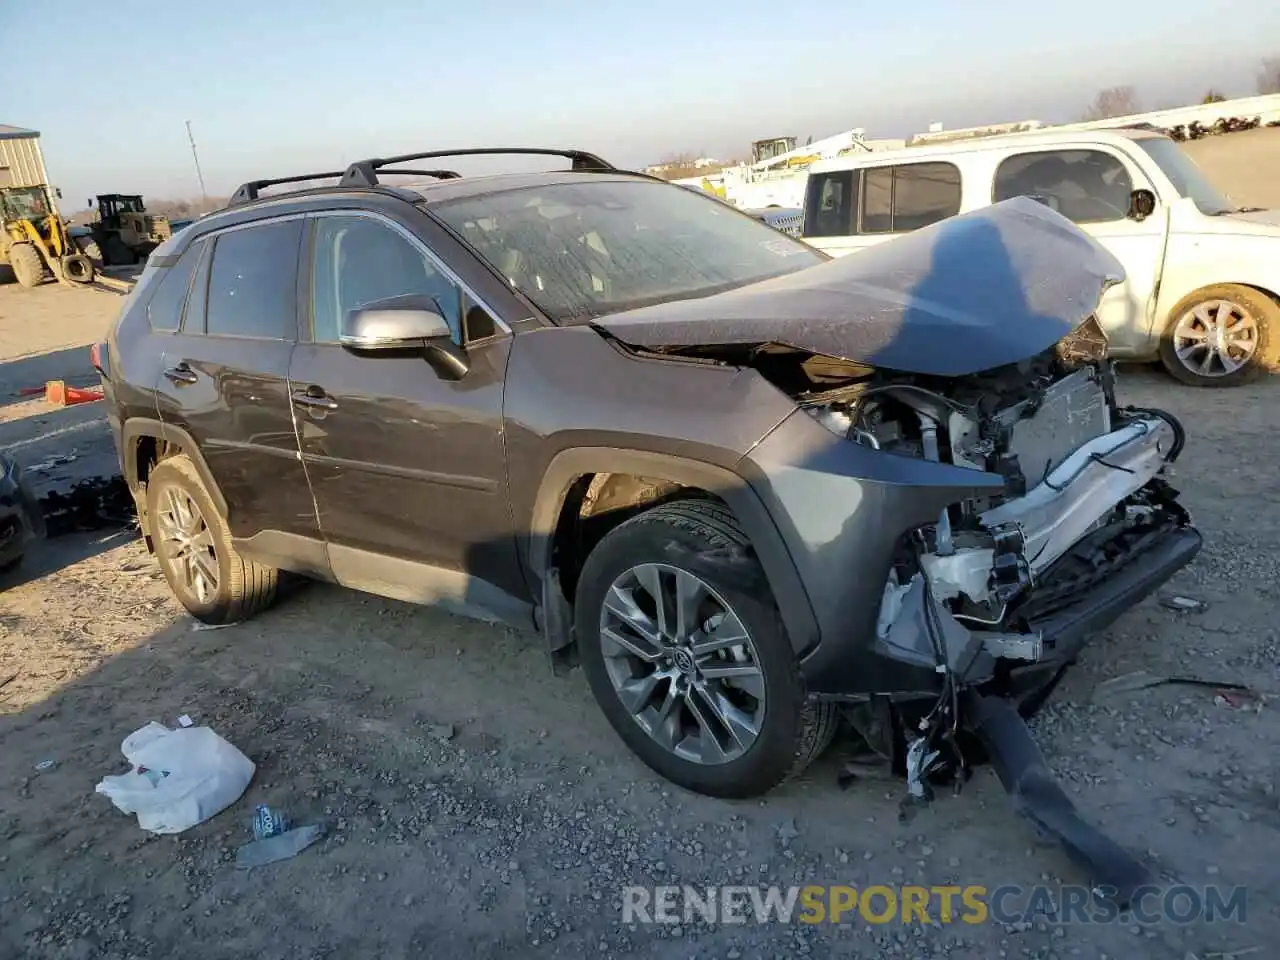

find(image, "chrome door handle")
[293,391,338,411]
[163,363,198,385]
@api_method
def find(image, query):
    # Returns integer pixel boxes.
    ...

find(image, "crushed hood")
[593,196,1125,377]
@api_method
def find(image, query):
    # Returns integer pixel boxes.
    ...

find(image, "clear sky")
[3,0,1277,208]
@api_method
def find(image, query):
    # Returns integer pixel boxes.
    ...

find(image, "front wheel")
[1159,284,1275,387]
[575,499,836,798]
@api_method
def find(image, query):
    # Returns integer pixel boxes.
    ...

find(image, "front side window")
[205,219,303,340]
[993,149,1134,224]
[146,239,204,333]
[432,179,824,323]
[310,216,462,344]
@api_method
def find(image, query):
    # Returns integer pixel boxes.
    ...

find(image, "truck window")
[802,171,859,237]
[806,162,962,237]
[993,150,1133,224]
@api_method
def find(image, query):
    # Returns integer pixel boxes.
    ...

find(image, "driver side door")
[992,147,1169,354]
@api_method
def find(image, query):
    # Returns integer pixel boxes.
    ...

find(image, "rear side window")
[803,171,859,237]
[802,162,962,237]
[145,242,202,332]
[860,162,962,234]
[205,219,303,340]
[993,150,1134,224]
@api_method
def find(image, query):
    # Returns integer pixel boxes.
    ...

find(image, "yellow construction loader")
[0,185,94,287]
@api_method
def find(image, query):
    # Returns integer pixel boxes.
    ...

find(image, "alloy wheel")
[1171,299,1259,378]
[155,486,219,603]
[598,562,765,765]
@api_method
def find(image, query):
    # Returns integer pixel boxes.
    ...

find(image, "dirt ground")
[2,146,1279,959]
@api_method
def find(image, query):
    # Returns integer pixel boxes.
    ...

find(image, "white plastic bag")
[95,721,255,834]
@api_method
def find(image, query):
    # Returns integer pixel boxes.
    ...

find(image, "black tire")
[75,236,104,270]
[145,454,278,624]
[1158,284,1275,387]
[59,254,94,284]
[103,234,135,267]
[575,498,837,798]
[8,243,45,288]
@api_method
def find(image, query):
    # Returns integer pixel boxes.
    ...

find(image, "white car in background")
[799,126,1278,386]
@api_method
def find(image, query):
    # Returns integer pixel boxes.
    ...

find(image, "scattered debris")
[1093,670,1252,701]
[25,453,79,473]
[252,804,292,840]
[34,759,56,772]
[1159,593,1209,612]
[236,823,325,869]
[95,721,255,834]
[177,714,194,728]
[191,621,239,632]
[1215,688,1262,710]
[39,475,135,537]
[0,671,18,691]
[428,723,457,742]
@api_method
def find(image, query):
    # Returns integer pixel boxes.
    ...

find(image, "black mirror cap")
[1129,189,1157,221]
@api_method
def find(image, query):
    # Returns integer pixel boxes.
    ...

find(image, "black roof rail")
[370,168,462,180]
[228,170,348,207]
[340,148,615,187]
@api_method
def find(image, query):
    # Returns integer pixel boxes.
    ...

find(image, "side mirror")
[1128,188,1157,221]
[340,294,469,380]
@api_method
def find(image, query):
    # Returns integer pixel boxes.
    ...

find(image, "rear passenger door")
[802,161,963,257]
[153,217,327,575]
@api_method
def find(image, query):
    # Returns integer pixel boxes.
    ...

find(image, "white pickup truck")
[799,126,1278,386]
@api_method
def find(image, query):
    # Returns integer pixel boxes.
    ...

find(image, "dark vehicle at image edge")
[94,148,1201,807]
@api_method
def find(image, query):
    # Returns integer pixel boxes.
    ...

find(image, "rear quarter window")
[144,242,202,333]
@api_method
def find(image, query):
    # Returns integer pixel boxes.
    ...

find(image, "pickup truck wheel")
[145,454,278,624]
[1159,285,1274,387]
[575,498,836,798]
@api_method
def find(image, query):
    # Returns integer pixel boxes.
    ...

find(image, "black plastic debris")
[967,693,1152,908]
[39,475,135,538]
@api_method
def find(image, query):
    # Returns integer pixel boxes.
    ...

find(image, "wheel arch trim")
[121,417,228,517]
[527,446,819,655]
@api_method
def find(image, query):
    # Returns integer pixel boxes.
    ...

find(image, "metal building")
[0,124,50,189]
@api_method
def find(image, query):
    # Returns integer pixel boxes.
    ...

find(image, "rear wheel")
[8,243,45,288]
[575,498,836,798]
[145,454,278,624]
[1159,284,1274,386]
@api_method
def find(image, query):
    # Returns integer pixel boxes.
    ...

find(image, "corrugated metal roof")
[0,124,40,141]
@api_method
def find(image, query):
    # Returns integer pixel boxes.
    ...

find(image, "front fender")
[1155,233,1280,326]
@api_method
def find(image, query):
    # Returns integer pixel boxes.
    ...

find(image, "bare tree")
[1202,89,1227,103]
[1080,86,1141,121]
[1259,57,1280,95]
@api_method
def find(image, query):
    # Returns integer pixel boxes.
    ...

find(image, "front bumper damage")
[844,412,1198,906]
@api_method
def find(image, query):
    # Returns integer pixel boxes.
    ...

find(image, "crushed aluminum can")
[252,804,290,841]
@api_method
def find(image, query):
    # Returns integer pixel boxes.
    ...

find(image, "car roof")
[398,169,661,205]
[809,126,1169,173]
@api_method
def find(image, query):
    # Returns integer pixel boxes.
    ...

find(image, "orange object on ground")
[43,380,105,407]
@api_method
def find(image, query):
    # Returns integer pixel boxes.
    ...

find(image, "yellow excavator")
[0,184,94,288]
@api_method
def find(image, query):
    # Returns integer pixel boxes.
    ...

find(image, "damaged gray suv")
[97,148,1201,806]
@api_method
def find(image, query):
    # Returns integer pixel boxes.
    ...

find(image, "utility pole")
[186,120,208,202]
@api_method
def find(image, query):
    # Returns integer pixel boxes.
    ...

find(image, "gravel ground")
[2,155,1279,958]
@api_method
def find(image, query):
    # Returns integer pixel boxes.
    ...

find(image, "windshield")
[1135,138,1234,215]
[432,179,824,323]
[1,187,50,221]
